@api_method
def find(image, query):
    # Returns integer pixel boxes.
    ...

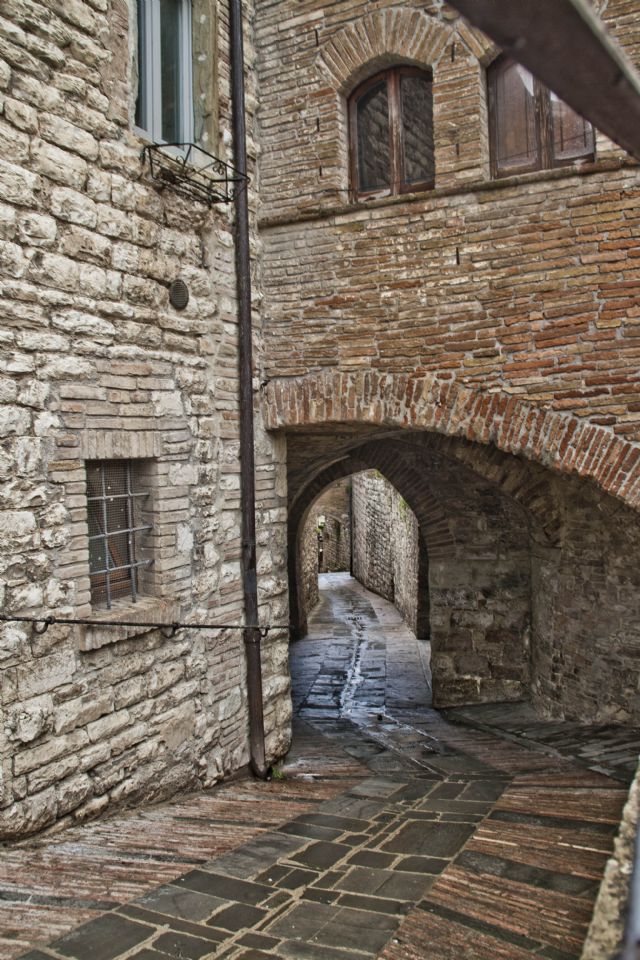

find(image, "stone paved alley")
[3,573,640,960]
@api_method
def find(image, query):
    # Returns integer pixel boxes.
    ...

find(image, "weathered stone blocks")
[0,0,290,842]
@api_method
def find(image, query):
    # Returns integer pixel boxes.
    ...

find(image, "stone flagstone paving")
[2,573,638,960]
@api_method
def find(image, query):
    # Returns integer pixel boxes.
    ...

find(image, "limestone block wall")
[352,471,420,634]
[299,508,319,617]
[321,514,349,572]
[582,763,639,959]
[0,0,290,840]
[317,479,351,573]
[353,472,395,604]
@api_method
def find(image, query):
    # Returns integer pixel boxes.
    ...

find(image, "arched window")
[348,66,434,199]
[488,56,595,178]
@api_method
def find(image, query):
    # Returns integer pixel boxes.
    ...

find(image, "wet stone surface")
[6,574,640,960]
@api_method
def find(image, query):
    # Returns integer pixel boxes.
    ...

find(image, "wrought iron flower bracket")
[142,142,247,206]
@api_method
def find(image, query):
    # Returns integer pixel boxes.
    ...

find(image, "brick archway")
[263,372,640,512]
[317,8,456,94]
[289,450,449,640]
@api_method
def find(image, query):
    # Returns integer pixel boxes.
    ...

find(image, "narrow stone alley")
[3,574,639,960]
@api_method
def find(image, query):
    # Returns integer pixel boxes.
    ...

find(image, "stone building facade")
[1,0,640,841]
[0,0,291,840]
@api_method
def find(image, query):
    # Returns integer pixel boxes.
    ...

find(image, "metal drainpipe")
[229,0,271,780]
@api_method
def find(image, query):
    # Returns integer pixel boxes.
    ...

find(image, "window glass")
[356,81,390,193]
[489,55,594,177]
[400,73,434,186]
[135,0,193,144]
[493,60,538,173]
[160,0,182,142]
[350,67,434,199]
[135,0,147,130]
[551,92,595,161]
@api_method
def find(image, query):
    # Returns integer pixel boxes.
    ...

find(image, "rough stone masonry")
[0,0,291,841]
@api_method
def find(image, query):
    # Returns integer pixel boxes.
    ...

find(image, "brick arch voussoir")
[390,431,564,545]
[318,7,454,94]
[454,21,500,66]
[263,372,640,513]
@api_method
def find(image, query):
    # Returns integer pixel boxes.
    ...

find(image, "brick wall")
[257,1,640,437]
[258,0,640,720]
[531,475,640,722]
[0,0,290,839]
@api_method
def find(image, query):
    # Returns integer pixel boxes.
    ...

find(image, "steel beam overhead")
[445,0,640,161]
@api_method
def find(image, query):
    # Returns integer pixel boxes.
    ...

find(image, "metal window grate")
[86,460,152,609]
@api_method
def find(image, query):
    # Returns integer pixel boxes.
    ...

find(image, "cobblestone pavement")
[4,573,639,960]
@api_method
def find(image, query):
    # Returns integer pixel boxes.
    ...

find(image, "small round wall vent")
[169,279,189,310]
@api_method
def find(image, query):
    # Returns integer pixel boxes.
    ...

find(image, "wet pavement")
[3,573,639,960]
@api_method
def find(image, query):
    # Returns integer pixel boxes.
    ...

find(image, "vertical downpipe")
[229,0,270,779]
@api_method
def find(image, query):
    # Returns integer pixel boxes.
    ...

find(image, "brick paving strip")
[4,576,638,960]
[0,728,368,960]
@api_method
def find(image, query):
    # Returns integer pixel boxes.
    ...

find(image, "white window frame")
[135,0,194,146]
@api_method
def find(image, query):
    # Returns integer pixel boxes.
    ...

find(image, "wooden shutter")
[490,57,539,177]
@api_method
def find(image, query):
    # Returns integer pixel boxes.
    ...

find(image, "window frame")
[488,55,595,179]
[135,0,194,146]
[86,460,153,610]
[348,65,435,201]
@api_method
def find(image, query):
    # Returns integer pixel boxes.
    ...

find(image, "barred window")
[86,461,152,608]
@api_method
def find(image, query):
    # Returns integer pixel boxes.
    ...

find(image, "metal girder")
[445,0,640,161]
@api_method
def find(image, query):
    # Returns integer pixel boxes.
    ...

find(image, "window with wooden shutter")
[349,67,435,199]
[489,55,594,178]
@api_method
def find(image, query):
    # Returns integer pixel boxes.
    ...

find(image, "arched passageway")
[283,422,640,724]
[291,572,432,721]
[298,472,430,643]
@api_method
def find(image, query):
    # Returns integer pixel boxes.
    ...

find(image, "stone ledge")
[77,597,181,652]
[258,156,637,230]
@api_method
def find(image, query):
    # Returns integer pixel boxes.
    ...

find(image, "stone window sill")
[78,597,181,652]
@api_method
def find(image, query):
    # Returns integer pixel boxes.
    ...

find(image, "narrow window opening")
[135,0,194,145]
[356,79,390,193]
[86,461,153,609]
